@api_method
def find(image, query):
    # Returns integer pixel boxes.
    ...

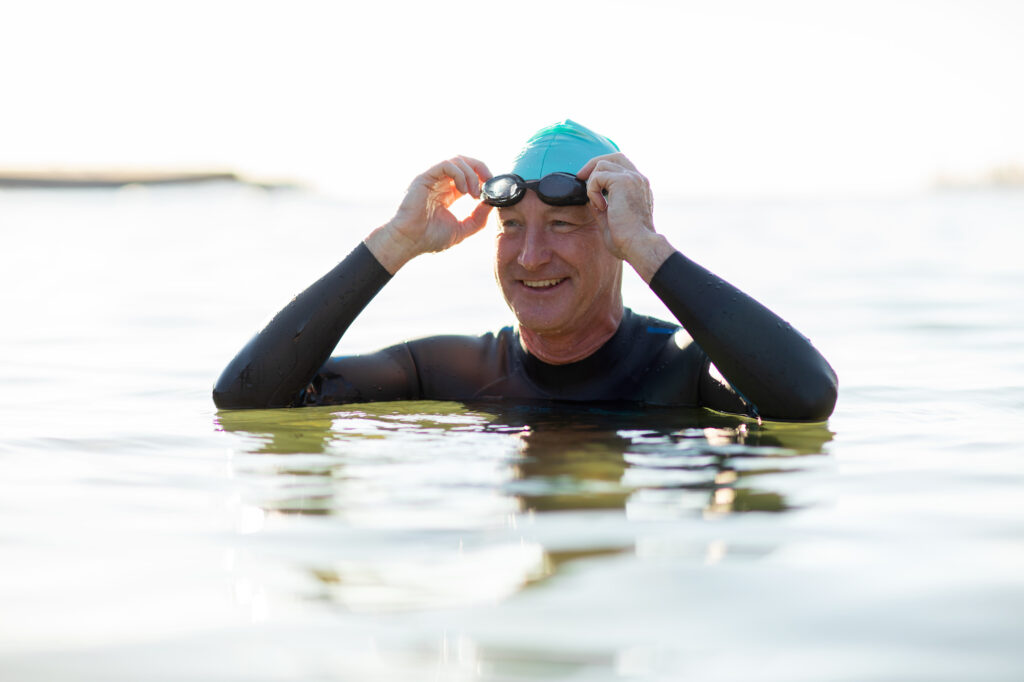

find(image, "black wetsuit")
[213,243,838,420]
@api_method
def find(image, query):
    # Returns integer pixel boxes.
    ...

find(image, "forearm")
[212,243,392,409]
[650,251,838,421]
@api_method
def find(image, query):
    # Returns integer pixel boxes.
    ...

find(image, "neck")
[519,306,624,365]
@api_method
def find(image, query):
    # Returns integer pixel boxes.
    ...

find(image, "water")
[1,183,1022,681]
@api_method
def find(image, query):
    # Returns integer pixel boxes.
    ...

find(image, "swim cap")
[511,119,619,180]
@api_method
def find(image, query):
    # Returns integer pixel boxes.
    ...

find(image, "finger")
[460,156,494,184]
[454,201,493,242]
[591,159,628,177]
[451,156,479,198]
[578,152,634,178]
[608,153,638,172]
[597,152,637,172]
[586,170,611,211]
[593,208,611,240]
[577,157,598,180]
[464,201,493,232]
[416,160,461,200]
[438,159,469,196]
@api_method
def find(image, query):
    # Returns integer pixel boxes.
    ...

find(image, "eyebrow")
[496,205,590,219]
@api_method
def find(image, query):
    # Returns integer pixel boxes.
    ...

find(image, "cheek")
[494,235,518,268]
[559,230,604,265]
[494,236,513,281]
[576,241,621,292]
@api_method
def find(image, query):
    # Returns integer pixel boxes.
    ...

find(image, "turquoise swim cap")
[511,119,619,180]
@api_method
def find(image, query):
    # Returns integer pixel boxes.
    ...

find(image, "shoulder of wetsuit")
[405,328,516,399]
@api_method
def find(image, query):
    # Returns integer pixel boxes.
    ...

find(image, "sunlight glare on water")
[1,183,1023,681]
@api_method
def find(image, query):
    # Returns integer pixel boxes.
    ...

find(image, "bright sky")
[2,0,1022,199]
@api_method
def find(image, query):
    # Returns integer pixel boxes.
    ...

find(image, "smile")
[521,278,566,289]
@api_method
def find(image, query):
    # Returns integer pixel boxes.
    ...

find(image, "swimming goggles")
[481,172,589,207]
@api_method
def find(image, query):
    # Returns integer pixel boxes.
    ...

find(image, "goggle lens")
[481,175,523,205]
[482,173,588,207]
[536,173,587,205]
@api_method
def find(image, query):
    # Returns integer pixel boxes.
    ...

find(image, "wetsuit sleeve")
[649,251,838,421]
[212,243,393,409]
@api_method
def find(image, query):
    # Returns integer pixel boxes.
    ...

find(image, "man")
[213,120,837,420]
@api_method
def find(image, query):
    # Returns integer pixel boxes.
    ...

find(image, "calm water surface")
[1,184,1022,680]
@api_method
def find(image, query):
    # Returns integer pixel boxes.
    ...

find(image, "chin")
[511,307,574,335]
[500,283,578,335]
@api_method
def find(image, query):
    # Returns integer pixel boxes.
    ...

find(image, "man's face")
[494,191,623,337]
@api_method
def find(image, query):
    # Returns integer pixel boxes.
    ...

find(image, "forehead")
[496,199,594,222]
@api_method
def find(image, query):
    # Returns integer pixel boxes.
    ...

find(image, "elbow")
[212,364,301,410]
[787,370,839,422]
[212,383,278,411]
[796,377,838,421]
[212,379,254,410]
[212,363,266,410]
[761,369,839,422]
[212,385,247,410]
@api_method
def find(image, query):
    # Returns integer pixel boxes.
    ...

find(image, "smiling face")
[494,191,623,341]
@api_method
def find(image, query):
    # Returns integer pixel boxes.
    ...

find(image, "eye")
[498,219,523,234]
[550,220,579,234]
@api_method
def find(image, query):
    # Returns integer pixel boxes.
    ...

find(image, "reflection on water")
[215,401,833,614]
[216,402,833,518]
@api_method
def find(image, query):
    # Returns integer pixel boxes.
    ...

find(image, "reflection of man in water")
[214,120,837,421]
[215,403,832,516]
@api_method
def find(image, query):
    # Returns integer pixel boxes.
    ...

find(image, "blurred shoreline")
[932,163,1024,191]
[4,165,1022,197]
[0,168,300,190]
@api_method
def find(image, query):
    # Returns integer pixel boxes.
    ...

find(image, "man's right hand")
[364,156,494,274]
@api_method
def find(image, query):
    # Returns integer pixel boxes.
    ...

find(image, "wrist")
[624,232,675,283]
[363,223,420,275]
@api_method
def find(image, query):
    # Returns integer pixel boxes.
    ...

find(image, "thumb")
[452,201,493,243]
[463,201,493,232]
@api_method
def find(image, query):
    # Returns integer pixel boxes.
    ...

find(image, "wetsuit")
[213,244,838,420]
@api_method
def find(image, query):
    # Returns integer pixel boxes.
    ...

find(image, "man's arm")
[578,154,837,421]
[212,244,392,409]
[649,252,838,420]
[212,156,493,409]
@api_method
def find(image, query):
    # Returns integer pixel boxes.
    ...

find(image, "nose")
[516,224,551,270]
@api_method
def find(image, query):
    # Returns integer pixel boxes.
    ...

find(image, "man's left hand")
[577,154,675,283]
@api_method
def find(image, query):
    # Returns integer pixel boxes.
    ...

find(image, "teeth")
[523,278,564,288]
